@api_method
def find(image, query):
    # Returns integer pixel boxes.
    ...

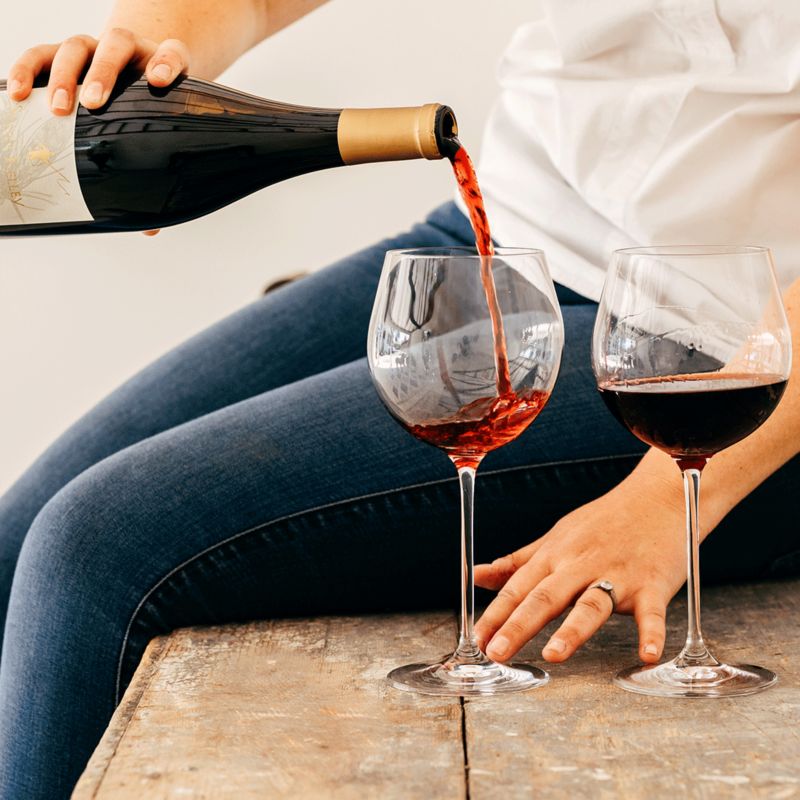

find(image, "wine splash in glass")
[592,245,791,698]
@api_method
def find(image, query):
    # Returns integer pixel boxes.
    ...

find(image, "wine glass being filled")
[368,247,563,695]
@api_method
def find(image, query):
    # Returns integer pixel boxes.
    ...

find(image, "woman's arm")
[474,276,800,665]
[6,0,330,113]
[105,0,330,78]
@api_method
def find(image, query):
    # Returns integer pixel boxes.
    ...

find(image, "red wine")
[450,146,493,257]
[412,138,540,468]
[446,143,512,397]
[598,373,788,463]
[0,76,456,234]
[403,389,550,470]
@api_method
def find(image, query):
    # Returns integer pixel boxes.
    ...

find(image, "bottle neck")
[337,104,457,165]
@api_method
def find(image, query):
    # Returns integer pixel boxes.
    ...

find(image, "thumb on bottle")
[145,39,190,86]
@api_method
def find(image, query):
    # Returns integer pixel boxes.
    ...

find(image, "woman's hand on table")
[474,460,689,665]
[474,272,800,667]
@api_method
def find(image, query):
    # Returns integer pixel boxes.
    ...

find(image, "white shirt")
[471,0,800,300]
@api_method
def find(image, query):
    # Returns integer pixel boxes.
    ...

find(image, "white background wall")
[0,0,532,493]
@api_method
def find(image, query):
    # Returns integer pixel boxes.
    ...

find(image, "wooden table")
[73,579,800,799]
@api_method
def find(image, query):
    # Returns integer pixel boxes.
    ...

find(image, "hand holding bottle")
[5,0,329,113]
[5,28,190,237]
[0,2,349,236]
[1,62,455,236]
[7,28,190,114]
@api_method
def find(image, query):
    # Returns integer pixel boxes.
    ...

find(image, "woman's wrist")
[103,0,267,80]
[611,440,784,543]
[615,449,686,514]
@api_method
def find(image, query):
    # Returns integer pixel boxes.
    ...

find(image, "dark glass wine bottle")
[0,75,457,235]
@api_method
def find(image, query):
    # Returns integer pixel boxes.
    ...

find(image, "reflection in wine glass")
[593,245,791,697]
[368,247,563,696]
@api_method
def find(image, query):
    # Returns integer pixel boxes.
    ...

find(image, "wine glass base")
[614,657,777,698]
[388,655,548,697]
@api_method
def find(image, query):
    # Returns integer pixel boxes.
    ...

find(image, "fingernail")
[81,82,104,107]
[644,644,658,656]
[151,64,172,82]
[487,635,509,659]
[543,637,567,654]
[8,79,22,96]
[51,88,70,111]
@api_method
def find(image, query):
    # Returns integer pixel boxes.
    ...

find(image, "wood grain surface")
[466,579,800,799]
[72,614,465,799]
[73,580,800,799]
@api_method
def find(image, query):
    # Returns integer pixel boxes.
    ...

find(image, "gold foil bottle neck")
[337,104,457,164]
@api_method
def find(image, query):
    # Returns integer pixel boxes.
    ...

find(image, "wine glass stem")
[679,467,711,663]
[456,466,481,659]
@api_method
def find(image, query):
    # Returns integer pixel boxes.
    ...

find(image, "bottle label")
[1,87,93,226]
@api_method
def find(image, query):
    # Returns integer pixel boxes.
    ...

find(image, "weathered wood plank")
[74,579,800,799]
[73,613,466,799]
[73,636,171,799]
[466,579,800,800]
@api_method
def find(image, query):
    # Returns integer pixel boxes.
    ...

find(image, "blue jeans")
[0,202,798,797]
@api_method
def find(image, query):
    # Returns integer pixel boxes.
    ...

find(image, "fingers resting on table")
[474,512,677,665]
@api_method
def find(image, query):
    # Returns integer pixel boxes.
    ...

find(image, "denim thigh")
[0,203,475,645]
[0,290,644,798]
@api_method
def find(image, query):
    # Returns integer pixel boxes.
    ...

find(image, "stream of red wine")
[398,142,547,469]
[448,145,513,397]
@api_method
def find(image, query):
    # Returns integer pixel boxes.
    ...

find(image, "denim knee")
[0,463,135,800]
[14,463,135,606]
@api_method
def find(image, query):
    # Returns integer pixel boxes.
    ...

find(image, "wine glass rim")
[386,246,545,257]
[614,244,770,256]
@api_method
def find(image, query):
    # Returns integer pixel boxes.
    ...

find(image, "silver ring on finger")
[588,580,618,613]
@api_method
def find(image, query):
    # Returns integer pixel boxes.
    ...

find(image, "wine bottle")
[0,75,457,235]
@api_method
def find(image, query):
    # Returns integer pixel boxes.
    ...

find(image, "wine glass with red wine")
[593,245,791,697]
[368,247,563,696]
